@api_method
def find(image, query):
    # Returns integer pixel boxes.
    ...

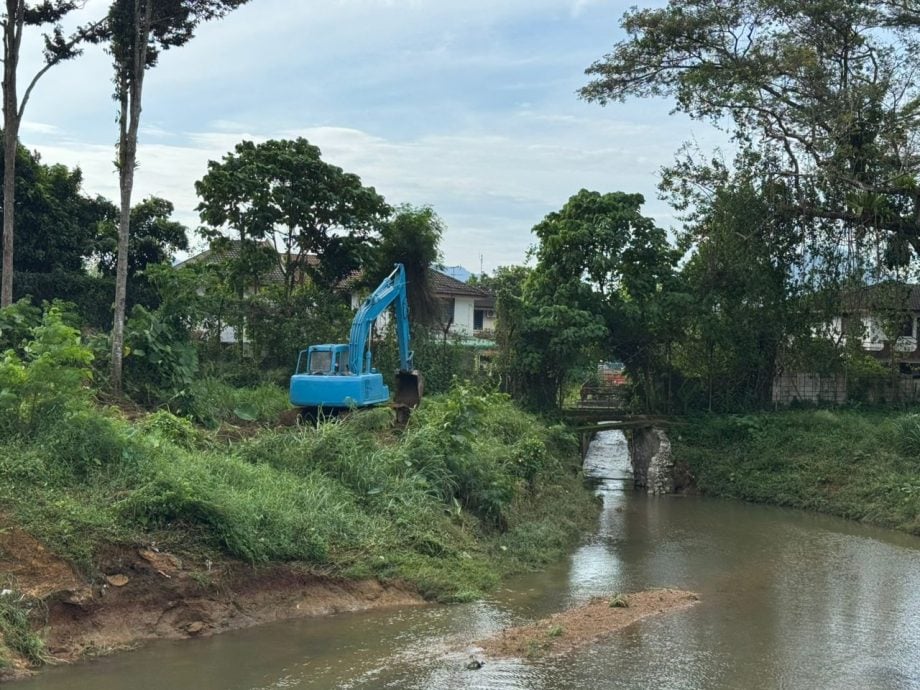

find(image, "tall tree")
[105,0,249,395]
[1,2,106,306]
[196,137,390,295]
[581,0,920,274]
[365,204,443,325]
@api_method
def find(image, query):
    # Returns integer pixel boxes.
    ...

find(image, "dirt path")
[0,524,423,682]
[476,589,699,659]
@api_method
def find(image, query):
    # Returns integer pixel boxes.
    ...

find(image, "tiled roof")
[430,270,490,298]
[176,240,318,285]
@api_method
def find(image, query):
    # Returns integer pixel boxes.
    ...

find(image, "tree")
[96,195,188,276]
[365,204,442,325]
[581,0,920,273]
[196,137,390,295]
[517,190,681,411]
[105,0,249,395]
[1,2,106,306]
[0,143,115,273]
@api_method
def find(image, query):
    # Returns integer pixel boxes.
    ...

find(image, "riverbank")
[671,409,920,535]
[0,385,599,679]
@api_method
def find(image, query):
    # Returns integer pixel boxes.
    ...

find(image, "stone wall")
[628,427,675,495]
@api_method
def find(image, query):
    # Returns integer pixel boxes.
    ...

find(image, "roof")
[430,270,490,298]
[841,283,920,312]
[176,240,318,285]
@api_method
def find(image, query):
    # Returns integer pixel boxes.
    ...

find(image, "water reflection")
[21,431,920,690]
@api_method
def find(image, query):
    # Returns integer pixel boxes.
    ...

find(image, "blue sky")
[17,0,724,272]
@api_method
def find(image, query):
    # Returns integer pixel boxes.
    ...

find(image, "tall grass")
[0,378,596,602]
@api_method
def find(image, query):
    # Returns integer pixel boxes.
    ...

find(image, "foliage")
[245,283,352,370]
[0,591,45,667]
[364,204,443,325]
[122,304,199,407]
[1,145,115,274]
[196,137,390,292]
[0,305,93,435]
[95,196,188,276]
[185,378,290,428]
[500,190,680,411]
[583,0,920,276]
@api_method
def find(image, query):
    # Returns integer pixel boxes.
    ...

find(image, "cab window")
[336,350,349,374]
[309,350,333,374]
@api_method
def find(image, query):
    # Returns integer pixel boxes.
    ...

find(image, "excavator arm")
[347,264,413,375]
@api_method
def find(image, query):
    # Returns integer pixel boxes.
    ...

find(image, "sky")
[16,0,724,273]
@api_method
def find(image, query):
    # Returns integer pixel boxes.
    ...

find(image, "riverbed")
[21,431,920,689]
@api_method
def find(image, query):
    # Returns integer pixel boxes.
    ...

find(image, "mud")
[0,525,423,682]
[476,589,698,659]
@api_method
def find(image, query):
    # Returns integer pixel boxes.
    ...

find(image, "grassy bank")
[0,385,596,593]
[0,311,598,669]
[672,409,920,535]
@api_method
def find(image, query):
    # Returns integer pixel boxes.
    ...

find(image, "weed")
[546,624,565,637]
[609,593,629,608]
[0,590,45,667]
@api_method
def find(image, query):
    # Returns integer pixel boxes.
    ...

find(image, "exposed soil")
[476,589,699,659]
[0,523,423,683]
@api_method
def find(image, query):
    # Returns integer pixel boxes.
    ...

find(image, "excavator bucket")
[394,370,424,409]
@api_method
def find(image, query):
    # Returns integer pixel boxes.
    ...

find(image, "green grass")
[0,591,45,668]
[672,409,920,535]
[0,384,597,605]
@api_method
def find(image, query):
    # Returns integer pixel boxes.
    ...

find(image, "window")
[474,310,484,331]
[439,298,455,327]
[899,316,916,338]
[336,349,349,374]
[309,350,333,374]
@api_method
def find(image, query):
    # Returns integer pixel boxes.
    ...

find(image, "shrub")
[0,306,93,435]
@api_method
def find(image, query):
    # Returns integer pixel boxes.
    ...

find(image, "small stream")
[22,431,920,689]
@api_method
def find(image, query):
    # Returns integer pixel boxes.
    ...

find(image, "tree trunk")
[1,0,22,308]
[111,0,151,395]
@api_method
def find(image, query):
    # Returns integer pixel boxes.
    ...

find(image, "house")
[179,241,498,348]
[773,283,920,405]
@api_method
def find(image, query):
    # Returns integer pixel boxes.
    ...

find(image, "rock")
[106,574,129,587]
[139,549,181,574]
[185,621,206,635]
[628,428,675,495]
[62,586,94,607]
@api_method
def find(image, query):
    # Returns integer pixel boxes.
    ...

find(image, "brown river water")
[20,431,920,689]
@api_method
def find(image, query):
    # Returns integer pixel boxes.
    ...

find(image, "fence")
[772,371,920,405]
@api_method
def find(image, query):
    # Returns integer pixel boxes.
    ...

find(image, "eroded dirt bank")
[476,589,699,659]
[0,526,423,682]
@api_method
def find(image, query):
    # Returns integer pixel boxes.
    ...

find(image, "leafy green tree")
[675,181,803,410]
[581,0,920,273]
[1,144,116,273]
[364,204,443,325]
[524,190,682,410]
[2,2,106,306]
[96,196,188,276]
[103,0,250,396]
[196,138,390,295]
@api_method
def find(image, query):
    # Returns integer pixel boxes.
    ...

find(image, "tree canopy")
[582,0,920,273]
[196,138,390,293]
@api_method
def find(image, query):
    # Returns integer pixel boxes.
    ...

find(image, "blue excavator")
[289,263,423,420]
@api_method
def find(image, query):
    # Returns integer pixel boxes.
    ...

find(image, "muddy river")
[21,431,920,689]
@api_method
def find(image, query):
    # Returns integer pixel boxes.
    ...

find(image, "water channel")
[22,431,920,689]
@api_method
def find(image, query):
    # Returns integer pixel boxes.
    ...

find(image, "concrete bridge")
[563,405,684,494]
